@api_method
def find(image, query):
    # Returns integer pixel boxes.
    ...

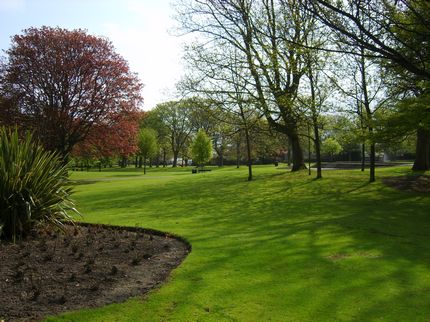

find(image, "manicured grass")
[47,165,430,321]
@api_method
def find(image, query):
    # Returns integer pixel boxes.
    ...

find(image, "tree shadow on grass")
[59,168,430,321]
[67,180,99,186]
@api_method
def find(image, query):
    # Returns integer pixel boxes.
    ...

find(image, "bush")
[0,128,79,241]
[191,129,212,167]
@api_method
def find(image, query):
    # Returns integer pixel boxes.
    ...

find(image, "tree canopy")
[138,128,158,174]
[0,26,143,162]
[191,129,213,167]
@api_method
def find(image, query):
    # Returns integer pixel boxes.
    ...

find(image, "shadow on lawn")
[68,169,430,321]
[180,173,428,319]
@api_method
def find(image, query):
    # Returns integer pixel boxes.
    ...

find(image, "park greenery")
[0,0,429,320]
[137,128,158,174]
[1,1,428,182]
[191,129,212,168]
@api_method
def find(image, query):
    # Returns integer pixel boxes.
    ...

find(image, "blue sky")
[0,0,185,110]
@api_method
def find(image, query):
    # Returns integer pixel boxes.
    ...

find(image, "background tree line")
[172,0,429,181]
[0,1,428,183]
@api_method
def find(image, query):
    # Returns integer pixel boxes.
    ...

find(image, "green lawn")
[47,165,430,321]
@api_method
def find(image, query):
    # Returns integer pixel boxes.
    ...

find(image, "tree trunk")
[144,158,147,174]
[244,126,253,181]
[290,133,306,171]
[313,123,322,179]
[369,141,376,182]
[236,140,241,169]
[172,151,178,167]
[307,58,321,179]
[412,128,430,171]
[359,41,375,182]
[287,141,292,167]
[219,148,224,167]
[120,156,127,168]
[361,142,365,171]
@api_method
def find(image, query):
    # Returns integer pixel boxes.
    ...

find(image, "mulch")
[382,175,430,193]
[0,223,190,321]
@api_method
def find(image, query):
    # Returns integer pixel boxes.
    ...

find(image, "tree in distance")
[191,129,212,169]
[154,100,193,167]
[138,128,158,174]
[321,137,343,161]
[306,0,430,170]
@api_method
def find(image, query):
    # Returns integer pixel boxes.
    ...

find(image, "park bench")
[192,168,212,173]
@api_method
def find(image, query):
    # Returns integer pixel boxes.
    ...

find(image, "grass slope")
[47,165,430,321]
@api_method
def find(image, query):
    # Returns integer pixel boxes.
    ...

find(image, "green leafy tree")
[140,110,171,167]
[177,0,319,171]
[307,0,430,171]
[378,94,430,168]
[321,115,362,161]
[191,129,212,168]
[138,128,158,174]
[154,100,193,167]
[321,137,342,161]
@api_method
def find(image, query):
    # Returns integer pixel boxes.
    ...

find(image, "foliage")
[153,100,194,167]
[384,94,430,133]
[1,26,143,161]
[321,115,362,152]
[138,128,158,161]
[321,137,342,158]
[191,129,212,166]
[307,0,430,80]
[72,110,143,160]
[0,128,78,241]
[177,0,313,170]
[140,110,172,166]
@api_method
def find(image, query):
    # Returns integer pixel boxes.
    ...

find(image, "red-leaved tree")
[0,26,143,162]
[72,110,145,161]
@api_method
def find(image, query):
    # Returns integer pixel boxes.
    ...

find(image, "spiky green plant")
[0,127,79,241]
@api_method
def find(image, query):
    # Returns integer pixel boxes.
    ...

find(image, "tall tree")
[186,98,231,167]
[177,0,317,171]
[300,19,332,179]
[306,0,430,170]
[306,0,430,79]
[154,99,194,167]
[140,110,171,167]
[179,47,262,181]
[0,26,143,162]
[138,128,158,174]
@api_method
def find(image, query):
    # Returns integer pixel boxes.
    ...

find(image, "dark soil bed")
[0,223,190,321]
[382,175,430,193]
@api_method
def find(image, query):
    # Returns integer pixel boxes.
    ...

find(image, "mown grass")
[47,165,430,321]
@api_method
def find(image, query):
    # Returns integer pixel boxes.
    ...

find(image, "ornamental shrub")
[0,128,79,241]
